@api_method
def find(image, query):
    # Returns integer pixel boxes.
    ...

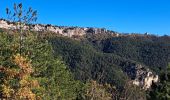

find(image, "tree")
[85,80,112,100]
[0,54,41,99]
[6,3,37,54]
[148,63,170,100]
[1,3,87,100]
[0,29,85,99]
[119,81,146,100]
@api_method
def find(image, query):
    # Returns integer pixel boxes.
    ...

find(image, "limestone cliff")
[125,64,159,90]
[0,19,159,90]
[0,19,119,37]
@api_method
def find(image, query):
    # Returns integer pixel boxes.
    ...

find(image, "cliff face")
[125,64,159,90]
[0,19,159,90]
[0,19,118,37]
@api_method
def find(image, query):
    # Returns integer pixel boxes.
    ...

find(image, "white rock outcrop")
[131,64,159,90]
[143,72,158,90]
[0,19,119,37]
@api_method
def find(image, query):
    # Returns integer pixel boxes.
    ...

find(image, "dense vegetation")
[49,33,170,100]
[0,3,170,100]
[1,28,170,100]
[0,31,85,99]
[49,33,170,84]
[84,33,170,73]
[147,63,170,100]
[50,36,128,88]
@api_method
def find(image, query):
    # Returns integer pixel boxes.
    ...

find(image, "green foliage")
[1,21,170,99]
[43,58,85,100]
[0,54,41,99]
[48,34,170,100]
[0,32,84,99]
[84,34,170,73]
[147,63,170,100]
[6,3,37,55]
[49,36,131,88]
[118,81,146,100]
[84,80,112,100]
[1,3,170,99]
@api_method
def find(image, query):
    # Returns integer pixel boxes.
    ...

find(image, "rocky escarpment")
[0,19,159,90]
[0,19,119,37]
[124,64,159,90]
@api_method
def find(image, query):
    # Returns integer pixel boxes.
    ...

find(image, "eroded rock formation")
[0,19,119,37]
[125,64,159,90]
[0,19,158,90]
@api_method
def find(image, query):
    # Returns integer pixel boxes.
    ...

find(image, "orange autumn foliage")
[0,54,41,100]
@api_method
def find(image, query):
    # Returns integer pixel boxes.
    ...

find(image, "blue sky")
[0,0,170,35]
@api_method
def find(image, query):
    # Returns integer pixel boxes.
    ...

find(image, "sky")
[0,0,170,35]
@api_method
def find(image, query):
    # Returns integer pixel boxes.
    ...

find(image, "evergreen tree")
[148,63,170,100]
[0,31,84,99]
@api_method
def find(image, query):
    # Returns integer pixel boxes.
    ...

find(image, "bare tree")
[6,3,37,54]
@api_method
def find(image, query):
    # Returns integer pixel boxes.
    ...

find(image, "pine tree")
[6,3,37,54]
[148,63,170,100]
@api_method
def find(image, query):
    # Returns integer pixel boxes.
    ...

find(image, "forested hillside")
[84,33,170,73]
[0,30,86,99]
[49,33,170,99]
[1,26,170,100]
[0,3,170,100]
